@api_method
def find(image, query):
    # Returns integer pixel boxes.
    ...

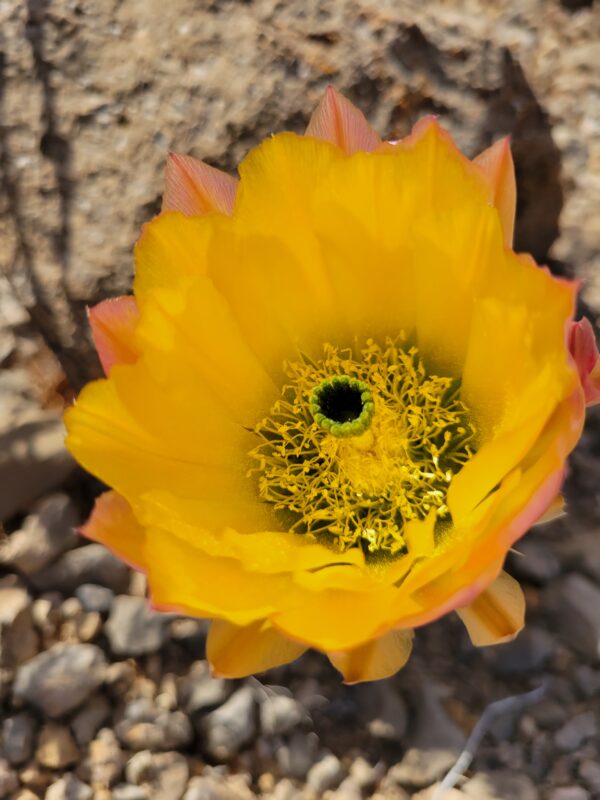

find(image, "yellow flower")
[66,87,597,683]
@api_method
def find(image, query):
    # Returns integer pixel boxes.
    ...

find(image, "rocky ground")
[1,0,600,798]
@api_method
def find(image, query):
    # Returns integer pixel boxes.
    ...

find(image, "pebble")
[30,543,130,594]
[13,642,107,717]
[271,778,303,800]
[202,686,256,760]
[0,582,38,669]
[75,583,115,614]
[276,730,319,779]
[112,786,148,800]
[126,751,189,800]
[354,680,408,740]
[462,771,538,800]
[1,712,36,765]
[579,759,600,793]
[45,773,93,800]
[178,661,229,714]
[554,573,600,660]
[574,665,600,698]
[83,729,125,788]
[183,774,256,800]
[260,693,306,736]
[547,789,590,800]
[0,493,79,575]
[105,596,169,656]
[529,699,568,730]
[508,538,561,584]
[306,754,345,793]
[35,722,80,769]
[490,626,555,676]
[116,710,193,751]
[554,711,598,752]
[71,693,111,746]
[0,758,18,798]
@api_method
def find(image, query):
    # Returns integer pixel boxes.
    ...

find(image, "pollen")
[248,337,477,556]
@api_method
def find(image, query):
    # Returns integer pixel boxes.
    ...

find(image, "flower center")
[248,337,477,557]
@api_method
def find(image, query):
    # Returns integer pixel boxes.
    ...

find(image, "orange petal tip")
[88,296,140,375]
[162,153,238,216]
[305,85,381,154]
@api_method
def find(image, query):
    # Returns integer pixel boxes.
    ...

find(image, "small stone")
[30,543,129,594]
[271,779,303,800]
[307,754,345,793]
[508,539,561,584]
[260,693,306,736]
[45,773,93,800]
[354,680,408,740]
[574,665,600,698]
[112,786,148,800]
[71,693,111,746]
[330,777,362,800]
[554,711,598,752]
[105,596,169,656]
[178,661,229,714]
[579,759,600,793]
[35,723,79,769]
[75,611,103,642]
[529,699,568,730]
[75,584,115,614]
[463,771,538,800]
[1,712,36,765]
[12,790,38,800]
[490,626,555,676]
[116,710,193,752]
[13,642,107,717]
[350,756,384,789]
[126,751,189,800]
[183,774,256,800]
[547,789,590,800]
[19,763,54,793]
[105,661,137,696]
[83,729,125,788]
[553,573,600,660]
[0,493,79,575]
[276,730,319,779]
[202,686,256,760]
[0,758,18,799]
[0,582,38,669]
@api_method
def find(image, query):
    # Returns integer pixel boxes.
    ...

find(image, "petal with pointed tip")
[305,86,381,154]
[328,629,414,684]
[456,570,525,646]
[569,318,600,406]
[88,296,140,375]
[473,138,516,248]
[80,491,146,572]
[207,618,306,678]
[162,153,237,216]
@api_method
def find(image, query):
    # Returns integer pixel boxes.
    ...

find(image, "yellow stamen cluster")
[249,338,477,556]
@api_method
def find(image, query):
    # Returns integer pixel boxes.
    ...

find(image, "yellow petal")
[80,490,146,572]
[473,137,516,248]
[305,85,381,154]
[327,629,414,683]
[456,570,525,646]
[162,153,237,216]
[207,618,306,678]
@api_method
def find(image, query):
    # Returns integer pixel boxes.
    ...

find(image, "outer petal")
[162,153,237,216]
[473,137,517,248]
[80,490,146,572]
[569,317,600,406]
[207,618,306,678]
[305,86,381,154]
[327,629,414,684]
[88,297,140,375]
[456,570,525,646]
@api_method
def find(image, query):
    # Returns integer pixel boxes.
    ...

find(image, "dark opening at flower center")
[310,376,374,437]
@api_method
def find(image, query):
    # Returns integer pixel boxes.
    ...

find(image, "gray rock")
[354,680,408,740]
[178,662,229,714]
[553,573,600,660]
[0,581,38,669]
[0,493,79,575]
[529,699,568,730]
[554,712,598,752]
[574,665,600,699]
[13,642,107,717]
[260,693,306,736]
[116,710,193,752]
[548,789,590,800]
[126,751,189,800]
[105,596,169,657]
[75,584,115,614]
[0,758,18,799]
[276,731,320,779]
[71,693,111,746]
[1,712,36,765]
[30,543,130,594]
[490,626,555,676]
[307,754,345,793]
[45,774,93,800]
[508,539,561,584]
[580,759,600,793]
[202,686,256,760]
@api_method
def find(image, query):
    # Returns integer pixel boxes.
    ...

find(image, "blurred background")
[0,1,599,798]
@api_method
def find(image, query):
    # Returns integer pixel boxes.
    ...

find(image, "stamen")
[310,376,374,437]
[248,337,477,557]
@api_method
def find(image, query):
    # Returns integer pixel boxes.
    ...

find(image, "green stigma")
[310,376,374,437]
